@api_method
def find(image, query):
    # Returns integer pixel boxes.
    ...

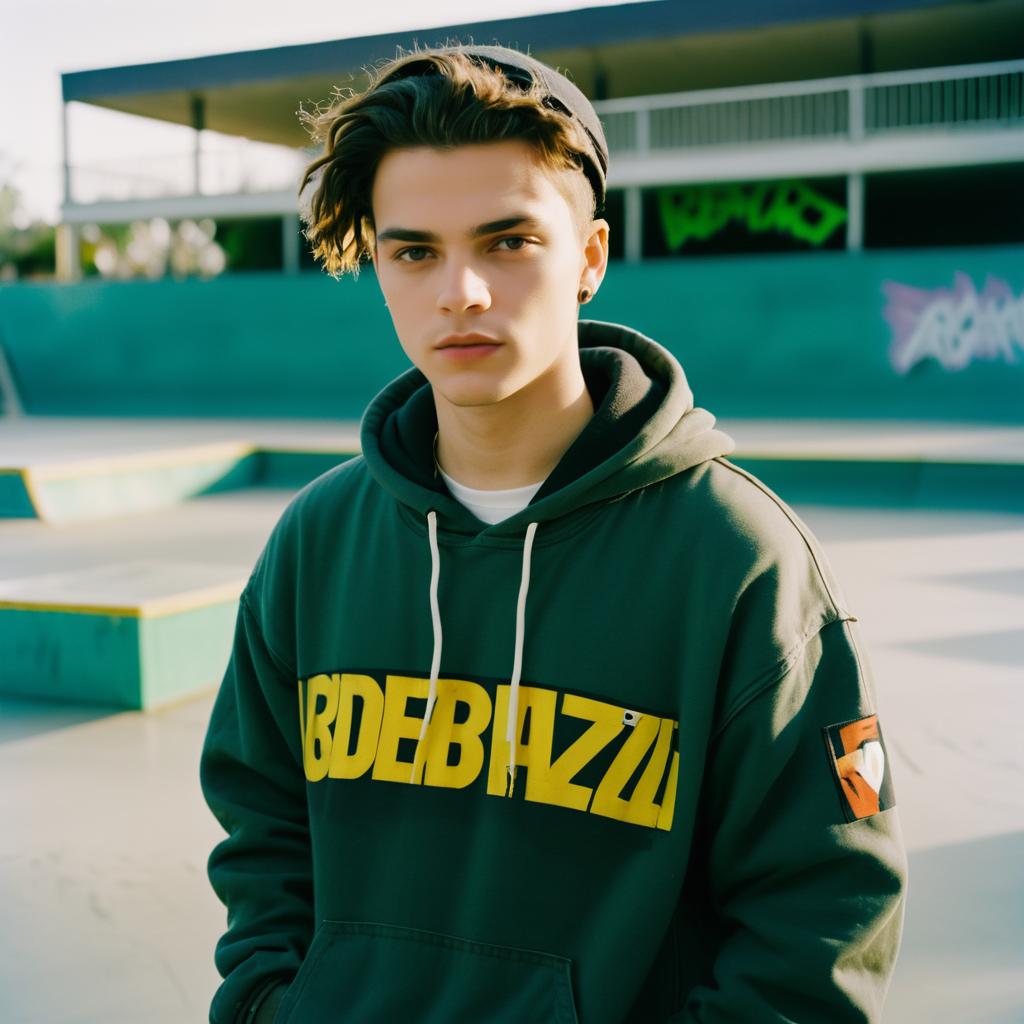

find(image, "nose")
[436,261,491,314]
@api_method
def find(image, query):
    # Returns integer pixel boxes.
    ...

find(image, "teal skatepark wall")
[1,245,1021,423]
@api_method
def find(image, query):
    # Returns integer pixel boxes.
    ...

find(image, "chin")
[436,385,512,408]
[432,374,522,408]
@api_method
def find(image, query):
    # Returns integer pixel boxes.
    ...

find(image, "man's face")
[371,139,606,408]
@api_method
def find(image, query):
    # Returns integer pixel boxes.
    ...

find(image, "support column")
[625,186,643,264]
[846,78,865,253]
[282,213,301,274]
[58,101,81,281]
[846,172,864,251]
[191,95,205,195]
[61,100,72,208]
[55,223,81,283]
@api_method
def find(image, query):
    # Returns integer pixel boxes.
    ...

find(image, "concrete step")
[718,418,1024,513]
[0,488,295,709]
[3,415,1022,524]
[0,416,359,523]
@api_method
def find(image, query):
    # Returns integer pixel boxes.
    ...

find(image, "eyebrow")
[376,215,542,244]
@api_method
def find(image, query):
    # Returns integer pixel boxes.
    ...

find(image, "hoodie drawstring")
[409,509,444,785]
[410,510,538,797]
[506,520,538,797]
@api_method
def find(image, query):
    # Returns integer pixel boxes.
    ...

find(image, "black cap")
[376,44,608,215]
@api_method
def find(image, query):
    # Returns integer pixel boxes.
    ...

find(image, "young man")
[200,44,907,1024]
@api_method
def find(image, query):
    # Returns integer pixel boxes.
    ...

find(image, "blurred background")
[1,1,1022,1021]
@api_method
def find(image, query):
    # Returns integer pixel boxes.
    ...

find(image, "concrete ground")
[2,413,1021,467]
[2,491,1022,1022]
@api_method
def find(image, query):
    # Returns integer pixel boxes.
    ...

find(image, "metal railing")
[593,59,1024,153]
[866,65,1024,132]
[68,144,315,206]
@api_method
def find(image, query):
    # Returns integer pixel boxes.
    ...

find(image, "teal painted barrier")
[2,446,359,523]
[1,247,1021,422]
[729,457,1024,513]
[0,273,404,419]
[621,247,1024,423]
[0,608,142,707]
[0,599,240,709]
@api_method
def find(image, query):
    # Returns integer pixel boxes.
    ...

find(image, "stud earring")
[578,287,591,303]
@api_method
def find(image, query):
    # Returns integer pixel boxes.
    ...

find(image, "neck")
[434,354,594,490]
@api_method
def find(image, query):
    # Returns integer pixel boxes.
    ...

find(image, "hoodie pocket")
[275,919,579,1024]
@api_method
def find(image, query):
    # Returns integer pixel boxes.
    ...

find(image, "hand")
[253,980,290,1024]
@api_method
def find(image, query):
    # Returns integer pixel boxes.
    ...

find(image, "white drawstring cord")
[506,521,538,797]
[410,509,443,784]
[409,510,539,794]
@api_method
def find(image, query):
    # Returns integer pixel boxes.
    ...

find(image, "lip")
[437,342,503,361]
[435,332,502,349]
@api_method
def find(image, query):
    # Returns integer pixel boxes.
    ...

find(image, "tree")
[0,154,56,281]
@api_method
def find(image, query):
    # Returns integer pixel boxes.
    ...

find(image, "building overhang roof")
[60,0,950,147]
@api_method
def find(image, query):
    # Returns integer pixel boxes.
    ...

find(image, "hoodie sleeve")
[199,586,312,1024]
[670,615,908,1023]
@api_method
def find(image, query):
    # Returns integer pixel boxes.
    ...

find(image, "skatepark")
[2,1,1023,1019]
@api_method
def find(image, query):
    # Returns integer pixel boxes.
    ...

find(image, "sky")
[0,0,648,227]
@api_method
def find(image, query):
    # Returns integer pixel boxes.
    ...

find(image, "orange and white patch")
[824,714,894,822]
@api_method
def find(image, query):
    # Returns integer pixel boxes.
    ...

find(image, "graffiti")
[658,180,847,250]
[882,272,1024,374]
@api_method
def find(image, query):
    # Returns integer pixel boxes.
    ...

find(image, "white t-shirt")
[437,466,545,525]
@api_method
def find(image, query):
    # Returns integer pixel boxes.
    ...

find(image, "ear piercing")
[578,287,591,303]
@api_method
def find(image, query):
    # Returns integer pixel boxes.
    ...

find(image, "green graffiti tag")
[658,180,848,249]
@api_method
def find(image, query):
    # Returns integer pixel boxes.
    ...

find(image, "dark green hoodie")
[200,319,907,1024]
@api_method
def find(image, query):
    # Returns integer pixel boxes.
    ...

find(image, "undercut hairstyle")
[296,44,599,280]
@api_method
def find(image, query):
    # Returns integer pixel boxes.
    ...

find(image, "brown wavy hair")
[296,44,598,280]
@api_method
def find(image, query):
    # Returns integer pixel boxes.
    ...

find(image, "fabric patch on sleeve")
[823,714,895,822]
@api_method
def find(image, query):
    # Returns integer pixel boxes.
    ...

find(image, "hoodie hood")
[359,319,736,538]
[359,318,735,793]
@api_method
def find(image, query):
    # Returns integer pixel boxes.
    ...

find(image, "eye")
[394,246,431,263]
[495,236,532,252]
[392,236,534,263]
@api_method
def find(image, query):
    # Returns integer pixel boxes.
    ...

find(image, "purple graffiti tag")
[881,272,1024,374]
